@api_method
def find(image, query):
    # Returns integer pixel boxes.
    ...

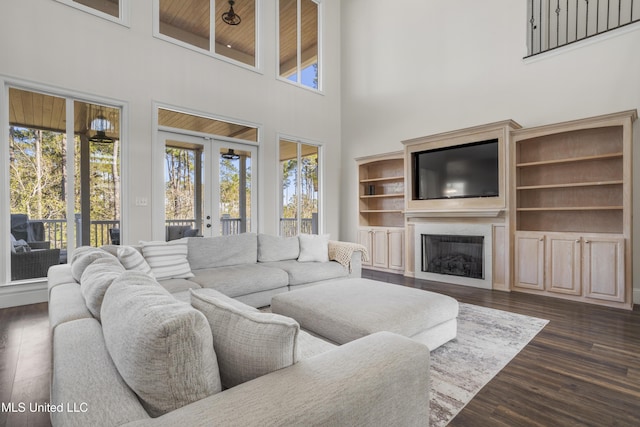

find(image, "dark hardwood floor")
[363,269,640,427]
[1,272,639,427]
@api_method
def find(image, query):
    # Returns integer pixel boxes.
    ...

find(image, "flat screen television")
[412,139,499,200]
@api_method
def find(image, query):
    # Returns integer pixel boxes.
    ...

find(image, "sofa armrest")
[328,240,368,277]
[124,331,429,427]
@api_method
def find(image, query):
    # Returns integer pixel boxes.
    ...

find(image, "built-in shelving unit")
[356,152,405,273]
[511,110,636,309]
[357,153,404,228]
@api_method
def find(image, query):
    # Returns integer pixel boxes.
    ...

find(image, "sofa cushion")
[101,271,221,417]
[190,290,299,389]
[262,260,348,286]
[298,234,330,263]
[257,234,300,262]
[117,245,153,276]
[140,238,194,280]
[192,288,260,313]
[189,264,289,298]
[70,246,119,282]
[157,277,202,294]
[80,257,126,320]
[187,233,257,270]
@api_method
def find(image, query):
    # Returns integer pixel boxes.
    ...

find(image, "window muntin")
[156,0,258,68]
[279,0,320,90]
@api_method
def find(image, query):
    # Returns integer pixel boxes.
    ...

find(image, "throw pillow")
[101,271,221,417]
[140,238,194,280]
[80,257,126,320]
[297,233,330,263]
[117,245,154,276]
[257,234,300,262]
[190,289,300,389]
[70,246,119,282]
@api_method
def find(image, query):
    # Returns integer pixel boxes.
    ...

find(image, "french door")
[160,131,257,238]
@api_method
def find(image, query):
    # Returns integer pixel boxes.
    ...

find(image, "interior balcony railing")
[527,0,639,56]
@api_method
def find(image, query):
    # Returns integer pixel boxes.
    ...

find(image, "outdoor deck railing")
[30,216,318,249]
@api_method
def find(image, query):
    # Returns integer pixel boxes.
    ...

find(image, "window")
[55,0,130,25]
[278,0,321,90]
[155,0,258,69]
[5,86,122,282]
[527,0,640,57]
[279,138,320,236]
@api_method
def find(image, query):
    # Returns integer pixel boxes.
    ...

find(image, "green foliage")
[10,127,120,247]
[281,152,318,220]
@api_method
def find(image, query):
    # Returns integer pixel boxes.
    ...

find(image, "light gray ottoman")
[271,278,458,351]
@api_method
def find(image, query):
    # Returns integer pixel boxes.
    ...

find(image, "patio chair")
[11,247,61,280]
[10,213,51,249]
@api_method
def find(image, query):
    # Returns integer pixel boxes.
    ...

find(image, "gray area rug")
[430,303,549,426]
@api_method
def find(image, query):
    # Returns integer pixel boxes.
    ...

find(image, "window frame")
[277,0,323,92]
[1,77,129,285]
[152,0,263,73]
[54,0,131,27]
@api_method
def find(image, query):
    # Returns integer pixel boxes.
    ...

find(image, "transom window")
[278,0,321,90]
[154,0,258,69]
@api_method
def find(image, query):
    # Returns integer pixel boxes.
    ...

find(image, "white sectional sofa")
[48,233,431,427]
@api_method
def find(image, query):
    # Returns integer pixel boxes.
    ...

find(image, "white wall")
[340,0,640,301]
[0,0,343,305]
[0,0,343,242]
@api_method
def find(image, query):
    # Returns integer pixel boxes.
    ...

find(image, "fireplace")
[421,234,484,279]
[413,223,493,289]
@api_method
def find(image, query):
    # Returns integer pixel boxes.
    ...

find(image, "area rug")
[429,303,549,426]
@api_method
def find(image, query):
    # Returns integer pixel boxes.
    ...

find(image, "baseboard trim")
[634,288,640,306]
[0,281,48,309]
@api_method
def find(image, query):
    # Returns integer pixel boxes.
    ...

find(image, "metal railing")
[279,218,316,237]
[527,0,639,56]
[30,216,318,248]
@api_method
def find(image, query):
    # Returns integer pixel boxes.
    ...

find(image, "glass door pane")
[162,132,205,240]
[219,144,252,235]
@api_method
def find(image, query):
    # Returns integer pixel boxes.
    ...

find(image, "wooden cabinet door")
[514,232,545,291]
[545,234,582,296]
[372,229,389,269]
[358,228,373,267]
[387,229,405,272]
[583,237,625,303]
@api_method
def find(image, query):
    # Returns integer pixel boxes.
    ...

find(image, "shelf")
[517,206,623,212]
[361,209,404,214]
[517,180,623,190]
[516,152,622,168]
[360,193,404,199]
[360,175,404,183]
